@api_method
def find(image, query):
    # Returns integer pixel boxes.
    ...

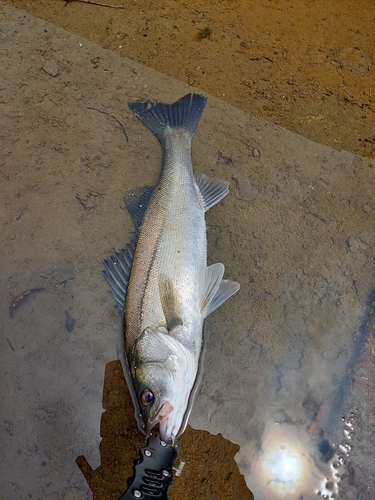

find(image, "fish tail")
[128,93,207,143]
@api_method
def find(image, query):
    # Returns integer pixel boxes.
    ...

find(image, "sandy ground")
[3,0,375,159]
[1,2,375,500]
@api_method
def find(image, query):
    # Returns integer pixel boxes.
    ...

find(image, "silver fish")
[103,94,240,442]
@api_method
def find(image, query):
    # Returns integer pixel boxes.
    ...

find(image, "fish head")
[130,326,197,443]
[134,363,178,440]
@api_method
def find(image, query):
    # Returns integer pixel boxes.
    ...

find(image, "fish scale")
[127,130,205,354]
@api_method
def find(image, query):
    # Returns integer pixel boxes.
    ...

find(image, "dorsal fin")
[194,173,229,211]
[124,186,155,229]
[102,240,136,311]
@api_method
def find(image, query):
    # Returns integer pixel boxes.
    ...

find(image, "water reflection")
[189,134,375,499]
[246,422,337,499]
[244,404,373,500]
[192,280,375,499]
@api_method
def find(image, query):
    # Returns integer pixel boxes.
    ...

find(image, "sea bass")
[103,94,239,443]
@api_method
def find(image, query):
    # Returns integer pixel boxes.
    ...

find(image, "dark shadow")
[76,360,253,499]
[76,360,144,499]
[322,288,375,444]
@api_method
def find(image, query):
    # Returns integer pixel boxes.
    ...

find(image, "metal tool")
[118,433,183,500]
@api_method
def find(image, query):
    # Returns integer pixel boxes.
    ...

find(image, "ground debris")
[64,0,125,9]
[9,287,46,318]
[65,310,76,333]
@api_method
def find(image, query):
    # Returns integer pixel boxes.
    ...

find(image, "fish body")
[103,94,239,442]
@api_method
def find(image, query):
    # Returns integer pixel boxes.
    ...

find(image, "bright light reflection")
[264,444,301,485]
[243,422,338,499]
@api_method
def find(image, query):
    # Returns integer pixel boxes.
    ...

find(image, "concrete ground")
[1,4,374,500]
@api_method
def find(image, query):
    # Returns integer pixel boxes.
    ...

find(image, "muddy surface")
[1,3,375,500]
[3,0,375,159]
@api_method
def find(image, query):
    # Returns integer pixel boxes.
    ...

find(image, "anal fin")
[194,173,229,211]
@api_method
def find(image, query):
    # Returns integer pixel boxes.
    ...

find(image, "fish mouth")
[147,400,175,441]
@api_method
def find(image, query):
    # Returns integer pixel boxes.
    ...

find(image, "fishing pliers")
[118,432,183,500]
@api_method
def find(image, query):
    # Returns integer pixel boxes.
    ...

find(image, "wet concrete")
[1,4,374,500]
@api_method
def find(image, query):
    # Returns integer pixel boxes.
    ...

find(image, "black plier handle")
[118,434,178,500]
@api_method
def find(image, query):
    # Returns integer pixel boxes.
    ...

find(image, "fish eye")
[140,389,154,406]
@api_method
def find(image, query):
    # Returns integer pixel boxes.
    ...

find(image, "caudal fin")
[128,93,207,143]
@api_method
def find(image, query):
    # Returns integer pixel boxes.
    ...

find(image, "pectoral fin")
[201,263,240,318]
[159,276,183,331]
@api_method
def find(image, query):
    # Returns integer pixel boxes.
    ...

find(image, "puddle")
[1,5,375,500]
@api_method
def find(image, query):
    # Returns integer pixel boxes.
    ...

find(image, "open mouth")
[148,401,174,440]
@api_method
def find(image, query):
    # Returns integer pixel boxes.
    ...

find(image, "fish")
[103,93,240,443]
